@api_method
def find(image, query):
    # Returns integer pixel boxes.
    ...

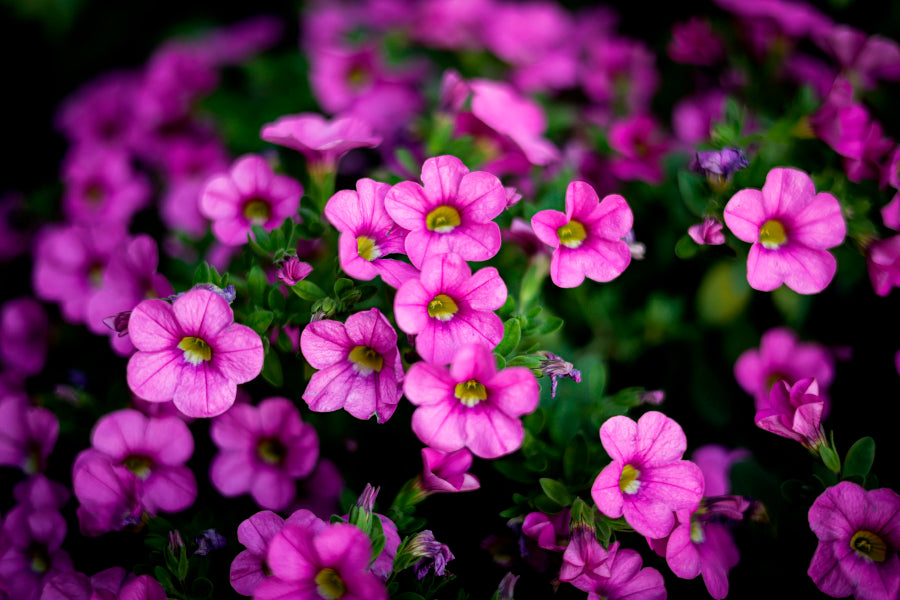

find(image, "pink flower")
[531,181,633,288]
[126,288,264,418]
[559,525,612,591]
[690,445,750,497]
[0,297,48,377]
[755,377,826,451]
[0,504,73,600]
[808,482,900,600]
[384,155,506,268]
[300,308,403,423]
[260,113,381,171]
[394,253,506,364]
[0,396,58,475]
[608,115,668,184]
[419,447,480,494]
[734,326,834,410]
[867,235,900,296]
[814,24,900,89]
[73,409,196,517]
[254,521,388,600]
[522,509,570,553]
[199,154,303,246]
[688,217,726,246]
[324,178,419,289]
[580,36,658,121]
[276,256,313,287]
[668,17,725,65]
[586,543,666,600]
[404,343,539,459]
[724,167,846,294]
[210,397,319,510]
[591,411,704,539]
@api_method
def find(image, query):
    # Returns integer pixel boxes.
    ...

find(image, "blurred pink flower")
[867,234,900,296]
[261,113,381,171]
[755,377,826,451]
[0,297,48,377]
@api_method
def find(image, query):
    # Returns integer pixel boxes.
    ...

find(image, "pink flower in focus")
[867,234,900,296]
[276,256,313,287]
[586,543,667,600]
[688,217,726,246]
[254,521,388,600]
[300,308,403,423]
[734,327,834,410]
[385,155,506,268]
[559,525,612,591]
[531,181,633,288]
[522,509,570,553]
[404,343,539,459]
[261,113,381,171]
[394,253,506,364]
[230,509,324,596]
[755,377,826,451]
[591,411,704,539]
[199,154,303,246]
[126,288,264,418]
[420,447,481,494]
[808,482,900,600]
[724,167,846,294]
[210,397,319,510]
[325,178,419,289]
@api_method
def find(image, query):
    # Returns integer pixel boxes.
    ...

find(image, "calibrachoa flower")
[384,155,506,268]
[531,181,633,288]
[126,288,264,418]
[734,326,835,410]
[688,217,726,246]
[260,113,381,172]
[867,235,900,296]
[808,481,900,600]
[404,342,539,459]
[254,521,388,600]
[199,154,303,246]
[324,177,419,289]
[276,256,313,287]
[559,524,612,591]
[0,504,72,600]
[394,252,506,364]
[724,166,846,294]
[591,411,704,539]
[0,396,58,474]
[210,397,319,510]
[755,377,826,451]
[419,447,480,494]
[0,297,48,377]
[522,509,570,553]
[300,307,403,423]
[586,543,666,600]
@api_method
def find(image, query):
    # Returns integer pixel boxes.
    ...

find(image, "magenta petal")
[412,400,467,451]
[404,363,456,406]
[421,155,467,204]
[143,465,197,512]
[210,451,254,496]
[463,404,523,458]
[791,192,845,248]
[237,510,285,552]
[636,411,687,464]
[531,209,567,248]
[313,523,372,571]
[723,189,766,242]
[251,469,296,510]
[599,416,638,463]
[267,524,320,582]
[173,363,237,417]
[173,289,233,340]
[384,181,429,230]
[91,409,146,460]
[457,171,506,221]
[592,463,625,518]
[210,324,264,383]
[460,266,507,310]
[128,299,181,351]
[301,320,353,368]
[780,245,837,294]
[127,350,184,402]
[665,521,701,579]
[487,367,540,416]
[623,494,677,539]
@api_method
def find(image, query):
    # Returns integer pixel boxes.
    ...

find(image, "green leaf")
[507,355,543,369]
[563,433,589,483]
[334,278,354,297]
[250,224,272,250]
[247,266,268,305]
[539,478,573,507]
[267,287,286,313]
[820,445,841,474]
[843,437,875,479]
[193,261,211,285]
[677,171,709,217]
[535,315,564,335]
[261,349,283,387]
[674,234,699,259]
[533,494,562,513]
[290,280,326,301]
[494,353,507,370]
[245,310,275,336]
[494,319,522,357]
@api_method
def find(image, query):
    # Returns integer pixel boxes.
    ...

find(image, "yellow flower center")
[178,336,212,365]
[243,199,271,224]
[759,219,787,249]
[557,220,587,248]
[455,379,487,407]
[315,568,346,599]
[30,546,50,574]
[123,455,153,479]
[427,294,458,321]
[619,464,641,494]
[257,438,286,465]
[357,236,382,261]
[851,530,887,562]
[690,518,705,544]
[348,345,384,375]
[426,205,461,233]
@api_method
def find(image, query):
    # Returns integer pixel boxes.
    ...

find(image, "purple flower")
[808,481,900,600]
[384,155,506,268]
[419,447,480,494]
[74,409,196,517]
[591,411,704,539]
[71,452,143,536]
[277,256,313,287]
[688,217,727,246]
[531,181,633,288]
[867,234,900,296]
[261,113,381,171]
[210,397,319,510]
[404,343,539,459]
[691,148,750,182]
[0,298,48,377]
[586,543,666,600]
[536,351,582,398]
[324,178,419,289]
[668,17,725,65]
[41,567,127,600]
[755,377,826,451]
[300,308,403,423]
[199,154,303,246]
[691,444,750,497]
[734,326,834,410]
[0,504,73,600]
[394,252,506,364]
[126,288,264,418]
[0,396,58,475]
[608,115,668,184]
[406,530,454,579]
[724,167,846,294]
[253,521,388,600]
